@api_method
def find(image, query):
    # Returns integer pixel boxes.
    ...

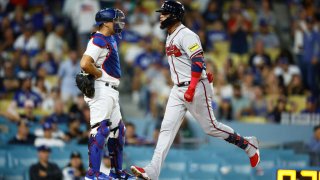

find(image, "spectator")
[300,17,319,95]
[287,74,306,95]
[205,20,227,51]
[15,53,33,79]
[48,99,69,123]
[218,98,233,121]
[268,97,288,123]
[301,96,320,114]
[100,152,111,175]
[257,0,276,27]
[8,120,36,145]
[45,24,67,60]
[231,84,251,120]
[62,151,85,180]
[58,50,81,102]
[248,40,272,73]
[227,8,251,55]
[125,122,151,146]
[254,19,280,49]
[0,61,20,93]
[202,0,222,23]
[29,145,62,180]
[307,125,320,152]
[32,77,49,101]
[0,27,14,53]
[13,76,42,108]
[213,72,233,99]
[13,23,39,56]
[63,0,100,52]
[129,5,152,37]
[251,86,269,117]
[41,87,60,113]
[35,50,58,75]
[2,99,38,123]
[34,121,65,147]
[65,114,83,141]
[34,117,65,140]
[274,57,301,86]
[9,5,28,35]
[69,94,87,121]
[77,105,91,145]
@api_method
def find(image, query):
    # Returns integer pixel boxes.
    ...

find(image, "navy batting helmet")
[156,0,185,21]
[95,8,125,34]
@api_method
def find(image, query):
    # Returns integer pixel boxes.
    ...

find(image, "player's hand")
[95,69,102,80]
[184,87,195,102]
[207,72,214,83]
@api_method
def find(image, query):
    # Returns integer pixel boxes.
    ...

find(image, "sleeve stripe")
[190,49,203,59]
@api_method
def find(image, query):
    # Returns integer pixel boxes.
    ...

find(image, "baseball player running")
[131,1,260,180]
[78,8,135,180]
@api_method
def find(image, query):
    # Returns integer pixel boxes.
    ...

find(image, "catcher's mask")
[95,8,125,37]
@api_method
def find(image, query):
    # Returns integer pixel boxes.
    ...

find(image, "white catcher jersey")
[165,24,207,85]
[84,31,120,86]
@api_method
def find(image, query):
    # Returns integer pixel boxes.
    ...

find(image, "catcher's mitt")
[75,72,95,98]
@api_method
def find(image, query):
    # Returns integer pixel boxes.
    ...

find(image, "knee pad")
[107,120,126,171]
[88,119,111,172]
[89,119,111,148]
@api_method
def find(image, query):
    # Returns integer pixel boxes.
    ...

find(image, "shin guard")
[88,120,110,174]
[107,120,126,172]
[225,132,249,150]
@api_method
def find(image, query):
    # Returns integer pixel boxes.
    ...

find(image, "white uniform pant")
[84,81,122,131]
[144,79,235,180]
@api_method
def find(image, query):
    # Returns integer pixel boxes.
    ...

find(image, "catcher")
[76,8,135,180]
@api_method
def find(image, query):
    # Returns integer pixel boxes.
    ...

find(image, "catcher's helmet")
[156,0,185,21]
[95,8,125,34]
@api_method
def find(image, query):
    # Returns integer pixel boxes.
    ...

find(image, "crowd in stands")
[0,0,320,177]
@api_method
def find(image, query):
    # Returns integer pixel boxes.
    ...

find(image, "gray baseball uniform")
[144,24,237,180]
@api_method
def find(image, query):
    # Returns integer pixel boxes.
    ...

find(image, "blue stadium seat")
[185,171,221,180]
[0,150,8,169]
[160,168,183,180]
[9,148,37,168]
[220,172,253,180]
[163,155,187,172]
[278,154,310,168]
[187,153,224,175]
[50,150,71,168]
[0,167,27,180]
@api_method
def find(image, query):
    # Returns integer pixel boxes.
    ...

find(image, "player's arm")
[184,53,204,102]
[80,55,102,79]
[181,34,205,102]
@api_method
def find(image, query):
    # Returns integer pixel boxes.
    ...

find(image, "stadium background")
[0,0,319,179]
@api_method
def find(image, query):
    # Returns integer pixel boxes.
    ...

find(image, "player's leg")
[131,87,187,180]
[187,80,260,167]
[107,98,135,179]
[85,96,113,180]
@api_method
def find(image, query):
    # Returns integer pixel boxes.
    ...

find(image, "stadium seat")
[185,171,221,180]
[126,146,153,167]
[220,172,253,180]
[159,168,183,180]
[163,153,187,172]
[278,154,310,168]
[8,148,38,168]
[0,167,26,180]
[50,150,71,168]
[287,96,306,113]
[0,150,8,168]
